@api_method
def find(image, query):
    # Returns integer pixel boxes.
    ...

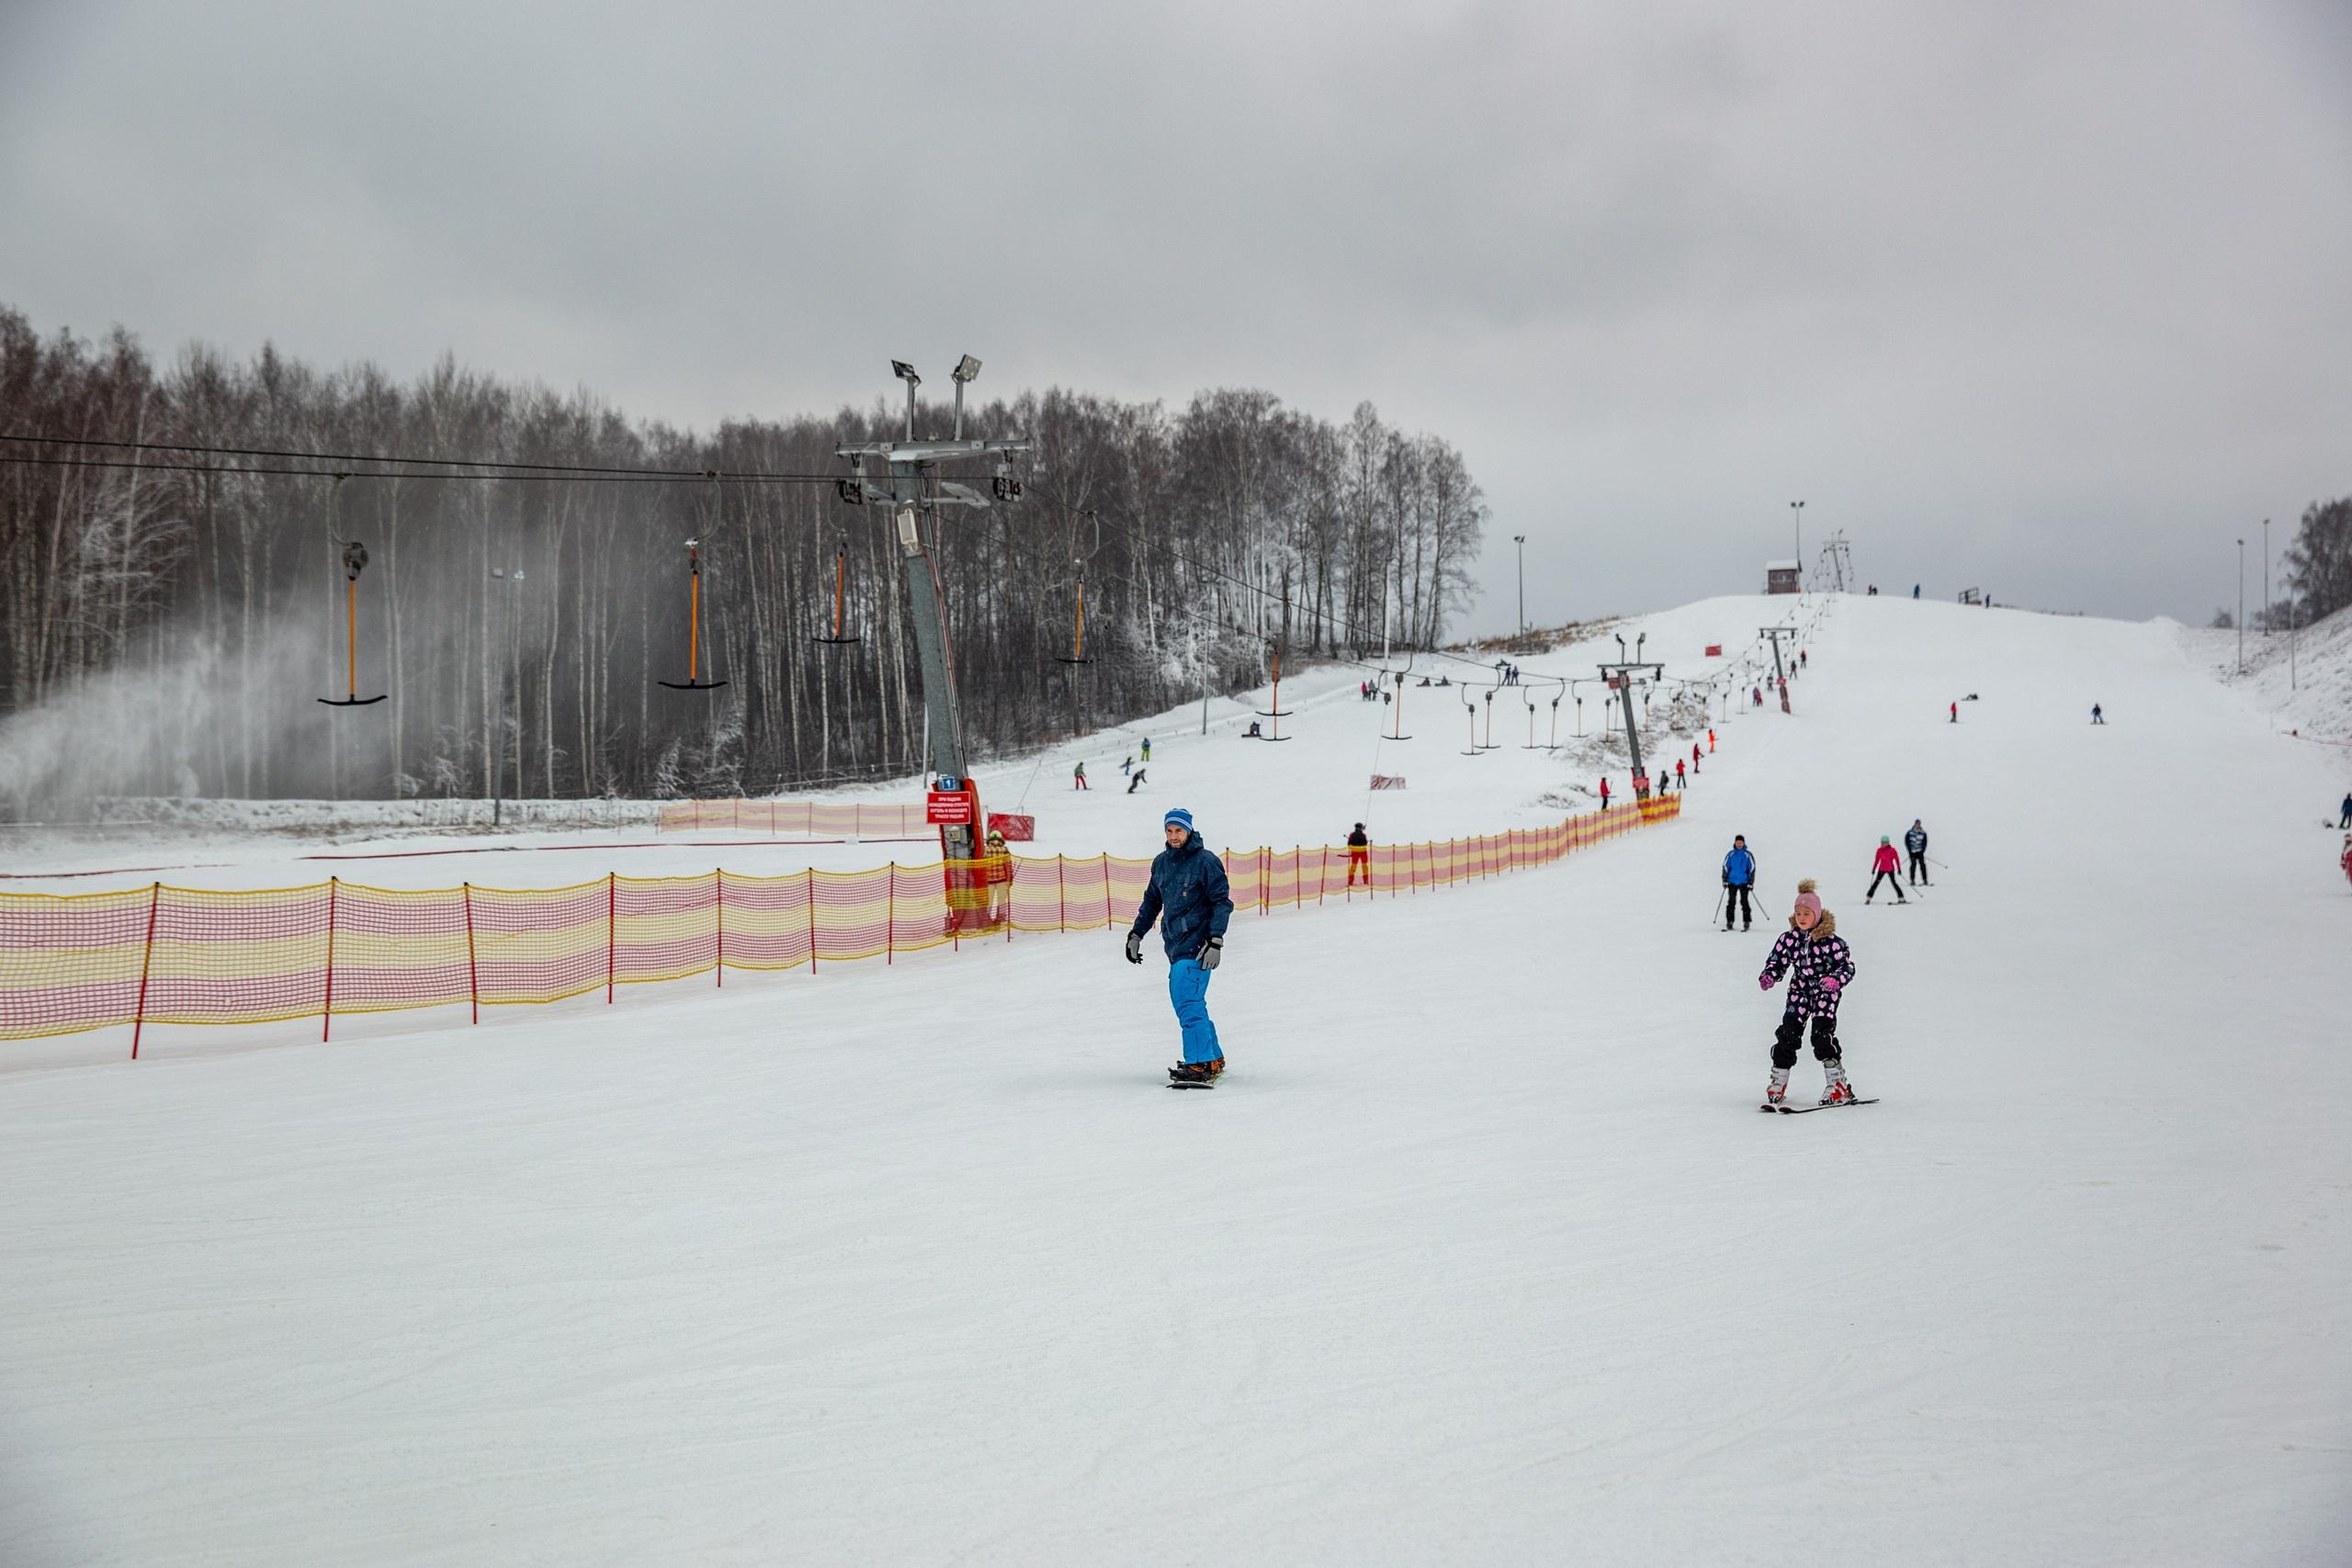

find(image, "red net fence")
[655,800,933,837]
[2,795,1678,1055]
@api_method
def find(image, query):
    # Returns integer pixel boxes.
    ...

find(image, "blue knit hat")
[1164,807,1194,833]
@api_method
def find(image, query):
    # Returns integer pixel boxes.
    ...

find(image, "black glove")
[1198,937,1223,971]
[1124,930,1144,964]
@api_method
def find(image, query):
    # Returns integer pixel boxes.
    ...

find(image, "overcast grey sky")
[4,1,2346,631]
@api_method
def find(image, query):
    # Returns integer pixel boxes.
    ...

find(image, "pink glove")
[1758,973,1775,991]
[1819,976,1840,994]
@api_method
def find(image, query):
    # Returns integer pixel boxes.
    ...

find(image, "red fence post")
[1057,854,1068,931]
[806,870,818,972]
[464,882,480,1025]
[130,880,160,1061]
[715,870,725,988]
[605,873,616,1003]
[886,863,896,964]
[322,877,339,1043]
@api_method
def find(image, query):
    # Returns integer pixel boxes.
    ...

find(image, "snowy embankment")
[1,594,2345,1567]
[2177,603,2352,788]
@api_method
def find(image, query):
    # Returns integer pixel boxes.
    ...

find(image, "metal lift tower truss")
[836,356,1031,863]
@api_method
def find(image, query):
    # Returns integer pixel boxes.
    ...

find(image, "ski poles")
[1712,887,1724,927]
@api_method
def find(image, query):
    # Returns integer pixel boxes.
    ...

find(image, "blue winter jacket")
[1132,831,1233,961]
[1723,847,1756,887]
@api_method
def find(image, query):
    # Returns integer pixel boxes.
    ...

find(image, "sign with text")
[926,789,975,826]
[985,812,1035,841]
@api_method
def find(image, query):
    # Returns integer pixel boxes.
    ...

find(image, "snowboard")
[1760,1097,1880,1114]
[1168,1080,1216,1090]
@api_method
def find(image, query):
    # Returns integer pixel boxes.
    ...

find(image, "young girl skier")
[1758,879,1860,1108]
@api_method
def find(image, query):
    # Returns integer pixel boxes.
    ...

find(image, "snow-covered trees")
[0,308,1486,800]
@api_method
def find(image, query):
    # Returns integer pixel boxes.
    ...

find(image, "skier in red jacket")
[1866,837,1907,904]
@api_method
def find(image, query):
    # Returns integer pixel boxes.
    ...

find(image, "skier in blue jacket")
[1126,807,1234,1082]
[1722,834,1757,931]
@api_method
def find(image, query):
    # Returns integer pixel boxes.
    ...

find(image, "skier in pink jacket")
[1865,837,1907,904]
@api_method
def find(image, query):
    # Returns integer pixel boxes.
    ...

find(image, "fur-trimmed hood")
[1788,908,1838,941]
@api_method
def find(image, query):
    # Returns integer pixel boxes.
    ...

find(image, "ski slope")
[2,595,2346,1566]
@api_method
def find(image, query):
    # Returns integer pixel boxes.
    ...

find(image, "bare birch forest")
[0,307,1487,800]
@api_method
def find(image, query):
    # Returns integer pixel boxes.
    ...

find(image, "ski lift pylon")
[658,536,728,692]
[319,476,387,707]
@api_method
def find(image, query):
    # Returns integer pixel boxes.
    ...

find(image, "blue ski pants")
[1167,958,1223,1065]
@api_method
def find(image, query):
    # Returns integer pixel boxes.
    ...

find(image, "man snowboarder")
[1073,761,1089,789]
[1346,822,1371,887]
[1722,834,1756,931]
[1125,807,1232,1084]
[1126,766,1147,795]
[1904,819,1928,885]
[1866,837,1907,903]
[1758,880,1860,1108]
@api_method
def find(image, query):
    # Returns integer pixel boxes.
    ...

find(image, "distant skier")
[1074,761,1089,790]
[1799,649,1807,670]
[1904,819,1928,885]
[1141,738,1151,762]
[1758,880,1860,1108]
[1752,686,1763,708]
[1912,584,1920,599]
[2342,833,2352,887]
[1599,777,1611,812]
[1948,701,1958,724]
[1127,766,1147,795]
[1866,837,1907,903]
[1674,758,1687,790]
[1121,755,1133,776]
[2090,704,2104,725]
[1126,807,1232,1085]
[1722,833,1756,931]
[1707,728,1716,753]
[1690,741,1702,773]
[1346,822,1371,887]
[2341,792,2352,829]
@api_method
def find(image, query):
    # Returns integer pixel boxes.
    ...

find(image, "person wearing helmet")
[1345,822,1371,889]
[1866,836,1907,904]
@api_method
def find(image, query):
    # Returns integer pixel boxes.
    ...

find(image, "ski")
[1773,1097,1879,1114]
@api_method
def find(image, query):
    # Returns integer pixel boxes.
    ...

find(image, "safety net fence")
[2,796,1678,1055]
[655,800,933,837]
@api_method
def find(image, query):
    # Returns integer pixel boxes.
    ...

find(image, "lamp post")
[2235,537,2244,674]
[1791,501,1805,592]
[2262,517,2269,636]
[1512,535,1527,636]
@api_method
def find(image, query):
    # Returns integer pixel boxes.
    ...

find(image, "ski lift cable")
[0,432,844,483]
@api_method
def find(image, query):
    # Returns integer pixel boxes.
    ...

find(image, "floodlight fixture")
[950,354,983,436]
[891,359,921,438]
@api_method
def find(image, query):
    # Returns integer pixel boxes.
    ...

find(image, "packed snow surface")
[3,594,2346,1565]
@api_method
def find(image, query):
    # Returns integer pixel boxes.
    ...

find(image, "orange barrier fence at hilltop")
[656,800,932,837]
[1,795,1678,1054]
